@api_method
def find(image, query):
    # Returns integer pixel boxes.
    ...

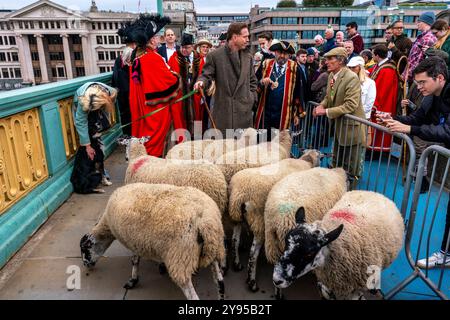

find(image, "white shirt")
[361,77,377,119]
[378,58,389,67]
[166,46,176,62]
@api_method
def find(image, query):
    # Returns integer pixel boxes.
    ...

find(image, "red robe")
[254,59,300,130]
[129,48,181,157]
[168,51,204,140]
[370,62,399,151]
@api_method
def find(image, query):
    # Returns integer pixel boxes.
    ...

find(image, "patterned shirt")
[403,30,437,81]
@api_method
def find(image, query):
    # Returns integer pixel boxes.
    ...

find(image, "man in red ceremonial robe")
[168,32,205,141]
[370,44,399,151]
[255,41,302,139]
[129,14,181,157]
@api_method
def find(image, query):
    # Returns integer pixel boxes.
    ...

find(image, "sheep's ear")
[295,207,306,225]
[321,224,344,247]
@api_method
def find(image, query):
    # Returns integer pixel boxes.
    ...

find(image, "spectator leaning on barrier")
[377,57,450,268]
[313,47,366,186]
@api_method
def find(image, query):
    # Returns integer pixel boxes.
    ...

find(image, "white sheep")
[215,129,293,184]
[227,150,321,292]
[264,167,348,267]
[273,190,404,300]
[165,127,258,162]
[124,139,228,214]
[80,183,226,300]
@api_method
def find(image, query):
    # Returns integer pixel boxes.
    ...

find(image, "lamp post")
[157,0,163,15]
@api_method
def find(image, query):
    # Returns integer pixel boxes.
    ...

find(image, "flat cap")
[323,47,348,58]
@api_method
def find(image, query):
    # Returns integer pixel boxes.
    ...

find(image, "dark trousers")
[442,197,450,253]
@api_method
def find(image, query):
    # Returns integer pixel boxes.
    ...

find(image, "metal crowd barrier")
[385,145,450,300]
[292,101,416,219]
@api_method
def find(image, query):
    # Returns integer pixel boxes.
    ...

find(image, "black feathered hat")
[133,14,171,48]
[117,20,136,44]
[181,32,194,46]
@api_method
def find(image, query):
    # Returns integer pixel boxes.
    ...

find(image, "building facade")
[249,3,447,52]
[0,0,136,90]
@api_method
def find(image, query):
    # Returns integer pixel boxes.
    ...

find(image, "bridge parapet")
[0,72,121,268]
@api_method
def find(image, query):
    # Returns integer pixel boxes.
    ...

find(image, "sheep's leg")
[231,224,243,271]
[180,280,200,300]
[348,290,366,300]
[221,238,229,275]
[246,237,262,292]
[274,286,284,300]
[211,260,225,300]
[124,255,140,289]
[317,282,336,300]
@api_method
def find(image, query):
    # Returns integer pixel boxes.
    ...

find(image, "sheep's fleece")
[93,183,225,287]
[264,167,348,264]
[125,153,228,214]
[315,190,404,299]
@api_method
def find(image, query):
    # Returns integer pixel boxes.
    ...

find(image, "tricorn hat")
[269,41,295,54]
[133,14,171,48]
[181,32,195,46]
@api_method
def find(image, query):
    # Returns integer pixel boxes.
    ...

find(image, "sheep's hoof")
[159,263,167,275]
[233,262,243,272]
[124,277,139,289]
[246,279,259,292]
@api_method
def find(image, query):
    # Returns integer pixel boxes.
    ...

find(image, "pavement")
[0,147,320,300]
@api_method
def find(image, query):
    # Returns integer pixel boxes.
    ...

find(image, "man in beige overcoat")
[313,47,366,185]
[194,23,258,133]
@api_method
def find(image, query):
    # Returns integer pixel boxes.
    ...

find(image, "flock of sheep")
[80,129,405,300]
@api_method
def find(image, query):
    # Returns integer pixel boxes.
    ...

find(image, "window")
[0,52,5,61]
[74,52,83,60]
[96,36,103,44]
[56,21,61,29]
[31,52,39,61]
[103,23,107,29]
[14,68,21,78]
[50,22,55,29]
[44,22,49,29]
[51,67,57,78]
[109,36,115,44]
[33,68,41,78]
[39,21,43,29]
[2,68,9,78]
[98,52,105,61]
[57,67,65,78]
[11,52,18,62]
[19,21,23,29]
[99,66,106,73]
[49,52,64,61]
[273,31,297,40]
[272,17,298,25]
[0,37,3,45]
[109,23,113,29]
[29,35,36,45]
[48,35,62,45]
[9,36,15,45]
[76,67,85,77]
[72,36,81,44]
[92,23,96,30]
[110,51,117,60]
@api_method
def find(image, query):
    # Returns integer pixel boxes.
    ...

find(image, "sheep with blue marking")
[80,183,226,300]
[227,150,321,292]
[273,190,404,300]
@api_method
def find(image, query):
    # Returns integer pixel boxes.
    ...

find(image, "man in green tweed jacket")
[313,47,366,186]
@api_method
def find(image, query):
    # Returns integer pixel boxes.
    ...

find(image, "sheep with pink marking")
[273,190,404,300]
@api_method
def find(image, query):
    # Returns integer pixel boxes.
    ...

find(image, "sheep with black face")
[273,191,404,300]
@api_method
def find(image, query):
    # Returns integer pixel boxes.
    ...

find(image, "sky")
[0,0,279,13]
